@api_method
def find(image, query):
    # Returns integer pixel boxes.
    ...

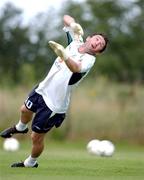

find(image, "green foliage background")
[0,0,144,85]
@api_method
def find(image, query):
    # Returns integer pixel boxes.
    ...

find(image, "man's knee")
[20,104,32,114]
[31,132,45,144]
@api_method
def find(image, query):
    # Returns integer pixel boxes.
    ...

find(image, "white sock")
[24,155,37,167]
[16,120,28,131]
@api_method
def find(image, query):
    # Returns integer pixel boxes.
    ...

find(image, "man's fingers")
[48,40,56,47]
[48,41,62,50]
[70,22,84,36]
[48,41,68,61]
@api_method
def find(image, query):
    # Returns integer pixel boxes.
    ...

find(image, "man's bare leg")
[0,104,34,138]
[16,104,34,131]
[24,132,45,167]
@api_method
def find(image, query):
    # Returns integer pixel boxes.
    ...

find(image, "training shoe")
[0,126,28,138]
[11,161,38,168]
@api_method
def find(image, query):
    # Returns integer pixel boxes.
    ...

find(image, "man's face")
[86,35,106,54]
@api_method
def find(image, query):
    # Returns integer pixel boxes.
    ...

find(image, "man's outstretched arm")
[63,15,84,37]
[49,41,81,73]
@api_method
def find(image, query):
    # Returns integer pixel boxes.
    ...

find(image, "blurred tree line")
[0,0,144,86]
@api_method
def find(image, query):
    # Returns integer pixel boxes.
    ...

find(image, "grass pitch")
[0,140,144,180]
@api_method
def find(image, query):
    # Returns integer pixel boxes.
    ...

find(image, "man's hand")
[48,41,69,61]
[70,22,84,36]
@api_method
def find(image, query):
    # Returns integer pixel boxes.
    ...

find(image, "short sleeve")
[80,55,96,73]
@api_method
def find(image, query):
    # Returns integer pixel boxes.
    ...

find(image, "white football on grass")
[99,140,115,157]
[87,139,101,155]
[3,138,20,152]
[87,139,115,157]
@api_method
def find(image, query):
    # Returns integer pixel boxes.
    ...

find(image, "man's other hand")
[48,41,69,61]
[70,22,84,36]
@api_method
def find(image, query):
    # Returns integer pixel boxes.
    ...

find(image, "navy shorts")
[24,89,66,133]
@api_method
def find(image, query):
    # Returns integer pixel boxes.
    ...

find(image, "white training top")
[35,27,96,113]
